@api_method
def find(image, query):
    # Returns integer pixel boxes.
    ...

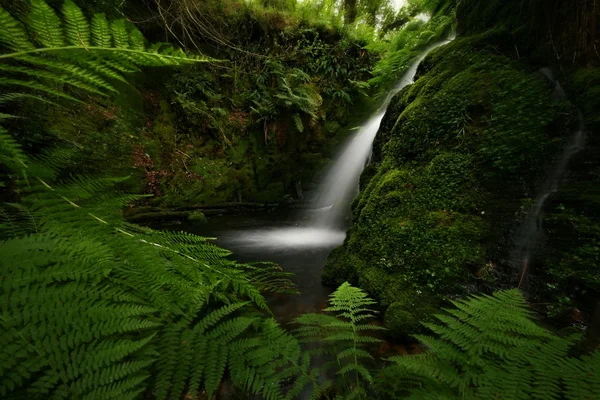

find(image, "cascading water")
[513,68,586,287]
[225,36,455,249]
[307,37,455,229]
[181,36,455,321]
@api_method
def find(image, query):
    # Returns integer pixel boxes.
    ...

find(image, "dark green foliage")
[294,282,386,399]
[535,67,600,320]
[383,290,437,336]
[324,31,573,329]
[0,172,306,399]
[0,2,317,399]
[134,4,380,206]
[369,16,453,88]
[456,0,599,66]
[570,68,600,132]
[0,0,206,180]
[385,289,600,399]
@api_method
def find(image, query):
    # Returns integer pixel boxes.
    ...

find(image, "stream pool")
[163,209,346,321]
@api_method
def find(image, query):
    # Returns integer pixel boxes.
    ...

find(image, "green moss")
[384,302,420,335]
[151,100,177,163]
[188,211,208,223]
[570,68,600,132]
[322,245,361,286]
[255,182,286,203]
[325,33,572,326]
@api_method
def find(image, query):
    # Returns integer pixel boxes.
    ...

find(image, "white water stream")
[227,37,455,249]
[513,68,586,287]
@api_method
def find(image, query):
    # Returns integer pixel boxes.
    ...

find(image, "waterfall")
[225,36,455,249]
[513,69,586,287]
[306,36,456,230]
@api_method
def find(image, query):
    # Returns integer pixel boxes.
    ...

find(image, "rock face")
[322,29,579,334]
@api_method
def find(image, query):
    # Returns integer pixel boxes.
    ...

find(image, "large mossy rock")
[323,31,574,331]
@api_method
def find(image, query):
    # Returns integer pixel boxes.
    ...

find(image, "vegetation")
[323,17,594,334]
[294,282,385,398]
[1,0,599,398]
[377,290,600,399]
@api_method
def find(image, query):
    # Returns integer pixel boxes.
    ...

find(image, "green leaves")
[0,170,303,399]
[0,0,208,103]
[63,0,90,46]
[388,289,600,399]
[29,0,65,47]
[0,8,35,51]
[294,282,384,399]
[110,19,129,49]
[0,126,27,171]
[91,13,111,47]
[0,0,211,180]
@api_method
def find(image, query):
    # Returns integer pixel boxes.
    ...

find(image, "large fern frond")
[1,158,303,399]
[0,0,210,109]
[294,282,384,398]
[388,289,600,399]
[0,0,211,180]
[0,126,28,174]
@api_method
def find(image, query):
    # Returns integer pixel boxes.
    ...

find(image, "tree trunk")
[344,0,357,24]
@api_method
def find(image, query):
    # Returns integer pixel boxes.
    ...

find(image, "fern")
[91,13,111,47]
[0,127,27,171]
[1,163,308,399]
[386,289,600,399]
[63,0,89,46]
[0,0,211,181]
[29,0,66,48]
[294,282,385,399]
[0,2,310,399]
[0,0,208,112]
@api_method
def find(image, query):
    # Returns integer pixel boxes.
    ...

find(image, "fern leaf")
[0,93,60,107]
[0,7,35,51]
[337,363,373,382]
[129,26,145,51]
[0,78,80,102]
[29,0,65,47]
[62,0,90,46]
[91,13,111,47]
[16,54,119,92]
[0,126,28,171]
[204,343,228,398]
[293,113,304,132]
[0,63,111,96]
[110,19,129,49]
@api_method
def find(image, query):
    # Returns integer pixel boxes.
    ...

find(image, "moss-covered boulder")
[385,302,419,335]
[188,211,208,223]
[383,289,439,336]
[323,33,573,324]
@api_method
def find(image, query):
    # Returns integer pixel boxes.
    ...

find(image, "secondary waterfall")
[226,36,454,249]
[513,69,586,287]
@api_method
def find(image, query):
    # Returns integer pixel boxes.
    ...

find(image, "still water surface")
[166,209,345,321]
